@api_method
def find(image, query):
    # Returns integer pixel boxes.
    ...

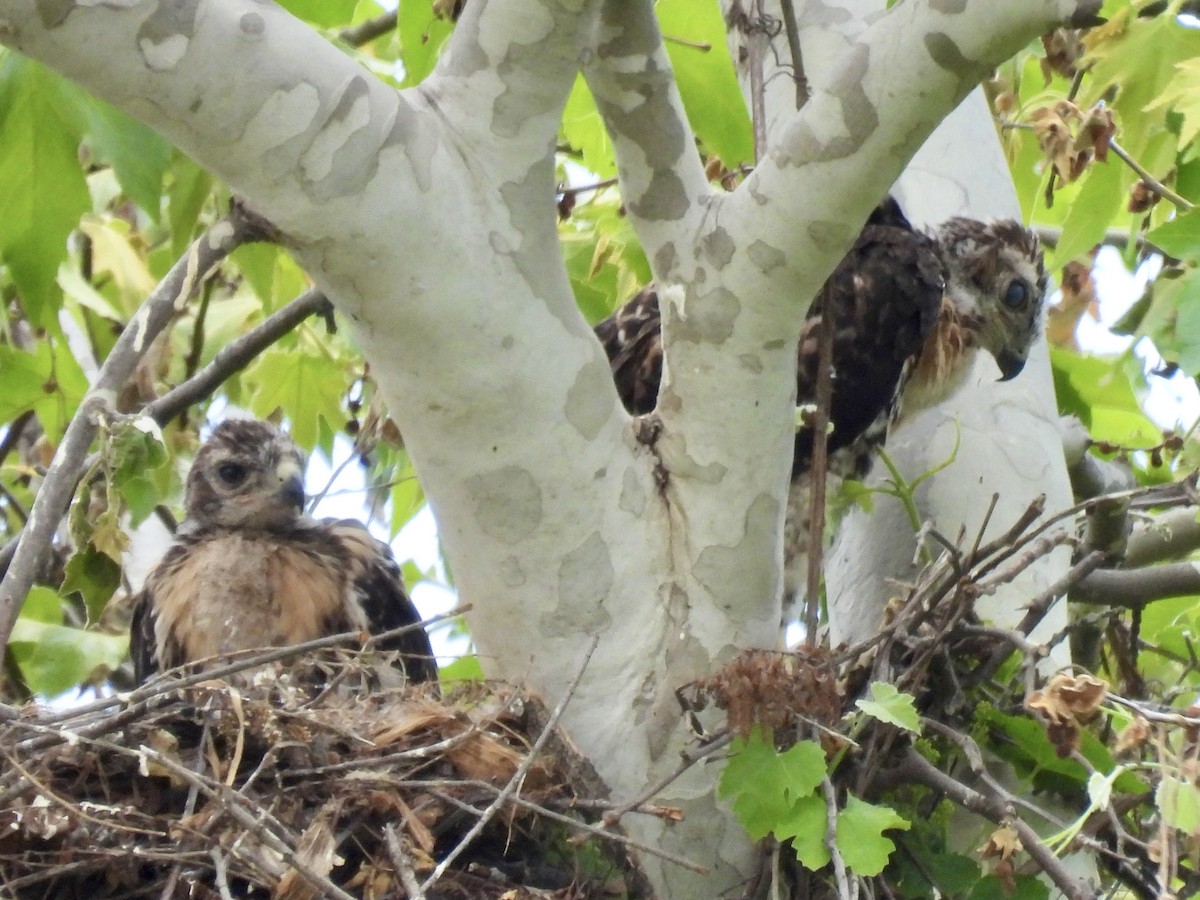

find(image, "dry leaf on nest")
[1027,673,1108,722]
[139,728,185,785]
[274,803,341,900]
[343,861,398,897]
[1026,673,1107,757]
[369,698,460,747]
[394,794,437,855]
[977,823,1021,861]
[1114,716,1152,755]
[447,731,528,785]
[360,790,437,855]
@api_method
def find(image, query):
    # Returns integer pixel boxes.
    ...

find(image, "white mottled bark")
[0,0,1096,893]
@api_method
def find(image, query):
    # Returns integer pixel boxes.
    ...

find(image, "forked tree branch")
[894,749,1095,900]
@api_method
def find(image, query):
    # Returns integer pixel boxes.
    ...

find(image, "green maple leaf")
[836,795,910,876]
[718,729,826,840]
[856,681,921,733]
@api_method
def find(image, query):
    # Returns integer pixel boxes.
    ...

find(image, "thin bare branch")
[144,289,333,426]
[338,10,397,47]
[1109,139,1195,212]
[400,778,706,872]
[896,749,1095,900]
[778,0,807,109]
[601,730,732,829]
[748,0,769,164]
[384,824,422,899]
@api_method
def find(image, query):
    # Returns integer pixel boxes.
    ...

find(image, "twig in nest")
[0,612,464,806]
[416,634,602,897]
[967,550,1106,689]
[210,847,235,900]
[3,717,292,888]
[823,776,854,899]
[143,745,357,900]
[600,730,732,830]
[159,713,213,899]
[385,824,423,898]
[413,780,705,873]
[34,608,466,730]
[0,744,163,838]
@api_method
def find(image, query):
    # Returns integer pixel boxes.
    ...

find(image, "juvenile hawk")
[130,419,437,684]
[595,198,1046,599]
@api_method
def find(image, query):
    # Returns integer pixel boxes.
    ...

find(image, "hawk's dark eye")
[1002,279,1028,309]
[216,462,248,486]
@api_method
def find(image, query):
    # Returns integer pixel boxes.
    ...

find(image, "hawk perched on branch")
[130,419,437,685]
[595,198,1046,598]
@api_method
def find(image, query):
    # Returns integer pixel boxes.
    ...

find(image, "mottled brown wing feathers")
[594,284,664,416]
[129,585,160,685]
[324,519,439,684]
[130,543,190,683]
[792,217,944,477]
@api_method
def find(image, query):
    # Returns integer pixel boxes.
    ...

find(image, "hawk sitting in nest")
[130,419,437,684]
[595,198,1046,601]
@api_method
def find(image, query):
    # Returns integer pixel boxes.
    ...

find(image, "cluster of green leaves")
[716,685,1064,896]
[717,686,917,880]
[1000,2,1200,465]
[720,728,911,876]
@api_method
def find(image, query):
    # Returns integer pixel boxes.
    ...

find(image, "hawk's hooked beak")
[276,461,305,512]
[996,350,1027,382]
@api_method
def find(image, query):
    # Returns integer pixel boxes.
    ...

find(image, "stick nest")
[0,653,648,899]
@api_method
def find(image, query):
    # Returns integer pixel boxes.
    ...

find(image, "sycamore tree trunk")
[0,0,1097,894]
